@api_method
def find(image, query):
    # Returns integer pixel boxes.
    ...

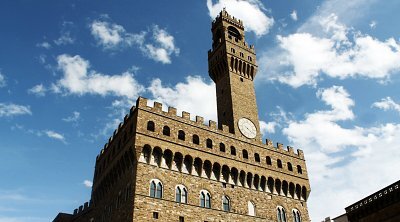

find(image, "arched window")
[175,185,187,203]
[230,146,236,156]
[192,134,199,145]
[162,126,170,136]
[219,143,226,152]
[200,190,211,208]
[242,149,248,159]
[222,196,230,212]
[266,156,272,165]
[147,121,155,132]
[277,206,287,222]
[178,130,185,141]
[287,162,293,171]
[248,201,255,216]
[277,159,283,168]
[297,165,302,174]
[206,139,213,148]
[292,209,302,222]
[254,153,260,162]
[149,179,162,199]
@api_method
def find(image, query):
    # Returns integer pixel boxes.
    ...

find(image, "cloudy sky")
[1,0,400,221]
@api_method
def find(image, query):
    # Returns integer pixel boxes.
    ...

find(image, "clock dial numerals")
[238,118,257,139]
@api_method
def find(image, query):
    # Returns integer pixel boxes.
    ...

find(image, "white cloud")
[142,25,180,64]
[36,41,52,49]
[261,14,400,87]
[206,0,274,36]
[0,103,32,117]
[0,72,5,87]
[44,130,65,142]
[372,97,400,113]
[90,17,178,64]
[54,54,145,99]
[259,120,276,134]
[148,76,217,121]
[27,84,46,96]
[83,180,93,188]
[369,20,377,29]
[91,20,126,48]
[290,10,298,21]
[279,86,400,219]
[54,33,74,45]
[62,111,80,122]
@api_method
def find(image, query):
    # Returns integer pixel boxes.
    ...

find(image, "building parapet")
[346,179,399,213]
[96,96,305,160]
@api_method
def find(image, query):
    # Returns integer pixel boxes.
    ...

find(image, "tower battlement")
[96,96,305,161]
[212,8,244,29]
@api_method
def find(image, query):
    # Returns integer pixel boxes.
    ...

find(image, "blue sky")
[1,0,400,221]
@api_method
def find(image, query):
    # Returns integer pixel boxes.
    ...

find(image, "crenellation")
[153,101,162,112]
[136,96,148,108]
[167,106,177,116]
[124,114,128,123]
[266,139,273,146]
[182,111,190,120]
[195,115,204,124]
[297,149,304,159]
[130,105,135,114]
[287,146,295,155]
[221,124,230,133]
[277,143,283,150]
[208,120,217,129]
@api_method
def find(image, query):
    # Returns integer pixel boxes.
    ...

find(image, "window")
[248,201,255,216]
[192,134,199,145]
[219,143,225,152]
[175,185,188,203]
[277,206,287,222]
[266,156,272,165]
[242,149,248,159]
[248,56,252,61]
[206,139,213,148]
[147,121,155,132]
[297,165,302,174]
[292,209,301,222]
[254,153,260,162]
[179,216,185,222]
[178,130,185,141]
[287,162,293,171]
[231,48,235,53]
[222,196,230,212]
[200,190,211,208]
[162,126,170,136]
[277,159,283,168]
[153,212,159,219]
[230,146,236,155]
[149,179,163,198]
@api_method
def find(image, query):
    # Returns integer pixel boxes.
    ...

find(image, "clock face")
[238,118,257,139]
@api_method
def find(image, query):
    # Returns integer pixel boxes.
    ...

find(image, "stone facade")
[53,9,311,222]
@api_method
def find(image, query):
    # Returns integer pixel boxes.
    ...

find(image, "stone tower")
[208,9,260,141]
[53,10,311,222]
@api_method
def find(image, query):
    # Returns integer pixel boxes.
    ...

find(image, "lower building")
[330,180,400,222]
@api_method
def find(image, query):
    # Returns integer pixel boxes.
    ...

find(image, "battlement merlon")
[212,9,244,30]
[135,97,306,160]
